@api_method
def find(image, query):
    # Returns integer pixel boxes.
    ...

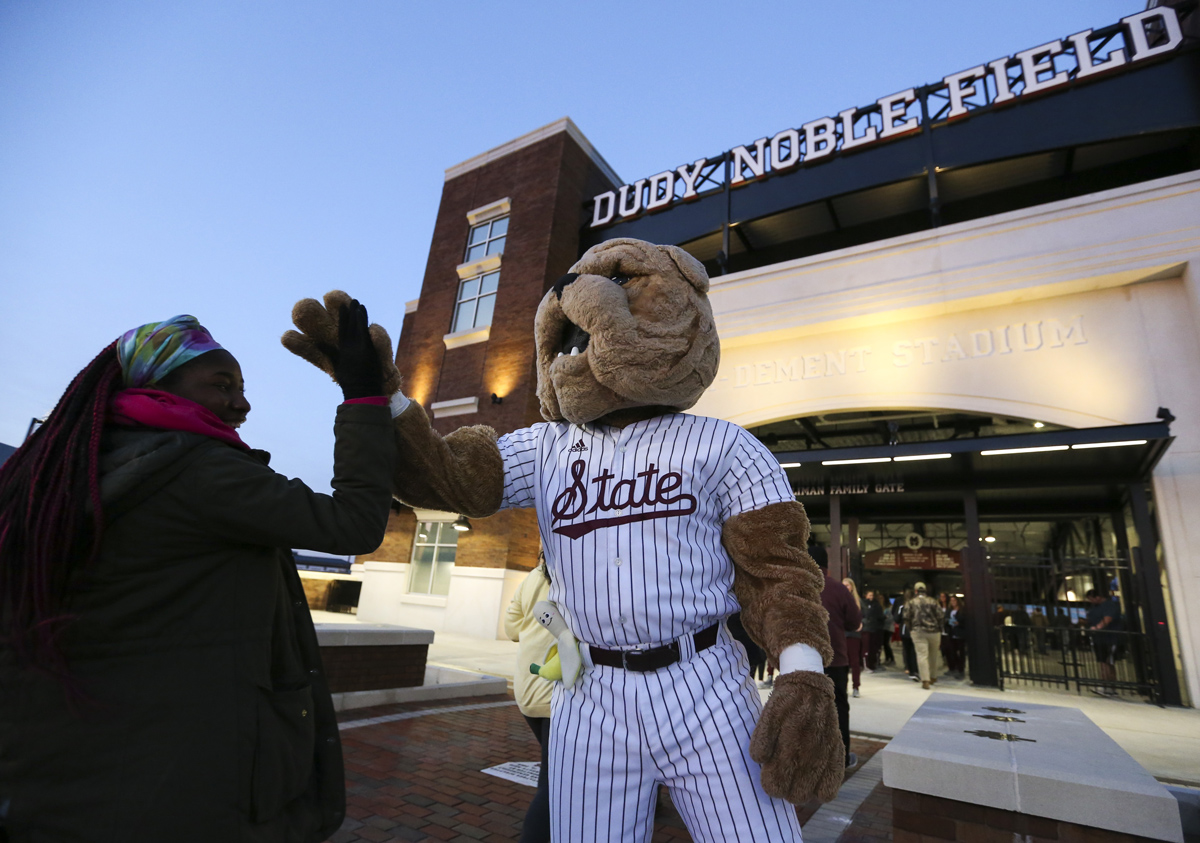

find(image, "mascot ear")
[659,245,709,294]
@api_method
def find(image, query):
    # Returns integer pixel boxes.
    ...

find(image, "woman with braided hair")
[0,304,396,842]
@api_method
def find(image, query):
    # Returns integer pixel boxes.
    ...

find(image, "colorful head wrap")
[117,315,224,388]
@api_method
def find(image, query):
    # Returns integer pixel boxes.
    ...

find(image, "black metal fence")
[986,554,1162,703]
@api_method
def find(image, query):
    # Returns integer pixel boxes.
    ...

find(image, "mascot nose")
[552,273,580,300]
[553,272,631,300]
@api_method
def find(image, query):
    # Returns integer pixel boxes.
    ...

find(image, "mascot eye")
[611,275,632,286]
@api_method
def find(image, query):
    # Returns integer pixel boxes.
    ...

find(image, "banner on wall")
[865,547,962,570]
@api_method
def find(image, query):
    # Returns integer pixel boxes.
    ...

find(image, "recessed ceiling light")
[1070,440,1147,450]
[821,457,892,466]
[980,445,1069,456]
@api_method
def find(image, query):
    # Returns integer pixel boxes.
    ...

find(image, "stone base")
[315,622,436,693]
[330,665,509,711]
[894,789,1166,843]
[320,643,427,692]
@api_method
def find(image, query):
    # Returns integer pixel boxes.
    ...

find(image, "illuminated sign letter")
[1123,7,1183,62]
[770,128,801,170]
[617,179,647,218]
[943,66,986,119]
[729,138,768,185]
[803,117,837,161]
[988,58,1017,105]
[1014,40,1070,96]
[676,159,708,199]
[877,88,918,138]
[591,191,616,227]
[1067,29,1126,79]
[645,171,675,211]
[838,107,878,150]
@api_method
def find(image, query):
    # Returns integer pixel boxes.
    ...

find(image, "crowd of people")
[823,578,971,692]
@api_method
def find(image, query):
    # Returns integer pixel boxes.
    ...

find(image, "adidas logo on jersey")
[567,439,588,453]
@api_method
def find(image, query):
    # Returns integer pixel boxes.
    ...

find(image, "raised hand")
[282,290,402,398]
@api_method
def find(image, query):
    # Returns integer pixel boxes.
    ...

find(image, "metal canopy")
[776,421,1173,521]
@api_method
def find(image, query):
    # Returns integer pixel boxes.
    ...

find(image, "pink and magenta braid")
[0,341,122,677]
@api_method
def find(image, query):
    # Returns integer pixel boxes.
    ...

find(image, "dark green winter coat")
[0,403,396,843]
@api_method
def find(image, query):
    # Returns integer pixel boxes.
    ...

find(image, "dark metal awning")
[775,421,1173,521]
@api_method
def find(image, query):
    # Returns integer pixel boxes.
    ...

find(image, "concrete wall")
[690,170,1200,704]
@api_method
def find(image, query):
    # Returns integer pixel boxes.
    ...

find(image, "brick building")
[353,119,621,638]
[338,5,1200,707]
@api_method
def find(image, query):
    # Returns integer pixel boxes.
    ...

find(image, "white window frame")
[464,215,508,263]
[408,519,458,596]
[451,269,499,333]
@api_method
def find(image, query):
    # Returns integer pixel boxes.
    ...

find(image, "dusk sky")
[1,0,1136,491]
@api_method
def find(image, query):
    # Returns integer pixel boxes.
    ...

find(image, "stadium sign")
[590,7,1185,228]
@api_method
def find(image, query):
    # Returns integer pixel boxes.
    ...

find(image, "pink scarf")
[109,388,250,451]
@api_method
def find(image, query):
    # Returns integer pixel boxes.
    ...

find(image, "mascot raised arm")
[284,238,843,842]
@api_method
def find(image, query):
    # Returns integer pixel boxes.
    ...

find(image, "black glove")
[328,299,385,400]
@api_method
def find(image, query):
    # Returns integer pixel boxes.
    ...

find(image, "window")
[409,521,457,595]
[465,216,508,262]
[452,270,498,333]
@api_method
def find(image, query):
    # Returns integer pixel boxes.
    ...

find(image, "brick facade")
[375,121,617,573]
[319,644,427,693]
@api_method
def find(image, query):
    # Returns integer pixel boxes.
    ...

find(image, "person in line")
[861,589,885,673]
[880,593,896,665]
[1031,607,1049,654]
[1050,606,1071,651]
[814,543,863,769]
[842,578,865,698]
[907,583,944,690]
[1085,589,1124,696]
[0,308,396,842]
[937,592,952,671]
[944,595,968,680]
[896,588,919,680]
[504,553,556,843]
[1009,604,1032,655]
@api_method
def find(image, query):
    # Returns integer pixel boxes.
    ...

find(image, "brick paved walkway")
[331,694,891,842]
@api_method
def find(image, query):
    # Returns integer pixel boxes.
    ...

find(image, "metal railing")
[986,554,1161,703]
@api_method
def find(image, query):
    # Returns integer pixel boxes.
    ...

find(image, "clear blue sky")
[0,0,1137,490]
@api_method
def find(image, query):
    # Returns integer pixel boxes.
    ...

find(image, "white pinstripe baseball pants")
[548,625,803,842]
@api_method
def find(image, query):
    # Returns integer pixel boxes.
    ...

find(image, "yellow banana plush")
[530,645,563,681]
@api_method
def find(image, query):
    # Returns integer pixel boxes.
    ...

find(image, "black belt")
[589,624,720,672]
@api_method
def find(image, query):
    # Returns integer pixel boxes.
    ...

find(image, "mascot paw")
[282,290,403,395]
[750,670,845,804]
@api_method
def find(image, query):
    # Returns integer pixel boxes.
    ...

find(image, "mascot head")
[534,238,720,425]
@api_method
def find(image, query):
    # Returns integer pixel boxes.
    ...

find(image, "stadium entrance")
[755,409,1184,705]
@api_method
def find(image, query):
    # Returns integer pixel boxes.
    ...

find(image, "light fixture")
[1033,421,1045,429]
[1070,440,1146,450]
[821,457,892,466]
[491,393,503,405]
[980,445,1069,456]
[452,515,472,532]
[779,462,803,468]
[984,530,996,543]
[894,453,951,462]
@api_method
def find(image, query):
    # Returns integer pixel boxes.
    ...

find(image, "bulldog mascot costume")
[284,238,842,842]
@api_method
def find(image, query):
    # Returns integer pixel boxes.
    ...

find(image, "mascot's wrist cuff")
[779,643,824,674]
[388,391,411,418]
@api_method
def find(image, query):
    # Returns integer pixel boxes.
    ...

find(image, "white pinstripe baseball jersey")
[497,412,794,649]
[499,412,803,842]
